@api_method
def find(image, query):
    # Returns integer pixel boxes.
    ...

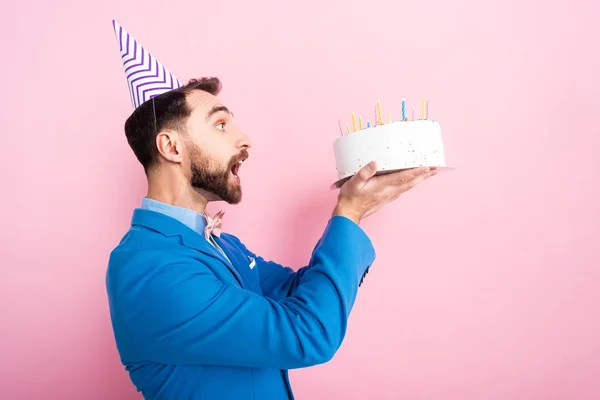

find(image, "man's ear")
[156,130,184,164]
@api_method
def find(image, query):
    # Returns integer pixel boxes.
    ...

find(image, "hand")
[332,161,437,224]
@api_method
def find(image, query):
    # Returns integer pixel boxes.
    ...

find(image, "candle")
[412,106,415,121]
[388,112,392,123]
[377,99,383,125]
[352,113,357,131]
[402,99,406,121]
[367,120,371,128]
[421,98,425,120]
[426,101,429,119]
[374,105,378,126]
[338,119,342,135]
[346,124,350,134]
[359,116,363,129]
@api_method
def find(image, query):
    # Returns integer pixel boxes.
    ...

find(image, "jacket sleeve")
[109,216,375,370]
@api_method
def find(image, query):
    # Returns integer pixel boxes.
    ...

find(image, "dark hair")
[123,77,222,172]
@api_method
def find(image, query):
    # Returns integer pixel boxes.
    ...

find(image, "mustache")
[229,149,249,166]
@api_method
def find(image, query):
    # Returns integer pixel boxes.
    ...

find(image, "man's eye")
[216,123,225,131]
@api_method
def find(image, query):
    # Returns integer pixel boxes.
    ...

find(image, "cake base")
[330,165,455,189]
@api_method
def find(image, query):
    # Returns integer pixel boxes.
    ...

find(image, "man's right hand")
[332,161,437,224]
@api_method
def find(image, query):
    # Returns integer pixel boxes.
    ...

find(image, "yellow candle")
[388,112,392,123]
[346,124,350,134]
[352,113,357,131]
[359,116,363,129]
[377,99,383,125]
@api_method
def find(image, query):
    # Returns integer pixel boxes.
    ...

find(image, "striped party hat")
[112,20,183,109]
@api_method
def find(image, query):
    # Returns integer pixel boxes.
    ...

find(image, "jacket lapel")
[213,235,262,294]
[131,209,247,289]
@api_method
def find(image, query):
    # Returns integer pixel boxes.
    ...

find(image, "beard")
[188,143,247,204]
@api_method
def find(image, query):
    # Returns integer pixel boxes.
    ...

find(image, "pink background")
[1,0,599,398]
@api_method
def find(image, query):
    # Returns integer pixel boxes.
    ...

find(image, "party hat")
[112,20,183,109]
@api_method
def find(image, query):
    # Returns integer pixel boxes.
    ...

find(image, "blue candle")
[401,99,406,121]
[367,121,371,128]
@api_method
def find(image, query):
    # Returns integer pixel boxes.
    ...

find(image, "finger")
[395,170,435,191]
[377,166,431,186]
[366,172,434,216]
[348,161,377,189]
[368,170,437,212]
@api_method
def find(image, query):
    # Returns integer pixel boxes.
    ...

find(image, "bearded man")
[106,21,437,400]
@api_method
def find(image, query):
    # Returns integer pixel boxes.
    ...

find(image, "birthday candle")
[346,124,350,134]
[359,116,363,129]
[352,113,357,131]
[338,119,343,135]
[422,98,425,120]
[367,120,371,128]
[412,106,415,121]
[401,99,406,121]
[388,112,392,123]
[426,101,429,119]
[377,99,383,125]
[374,105,378,126]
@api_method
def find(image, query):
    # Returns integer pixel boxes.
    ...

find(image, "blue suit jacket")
[106,208,375,399]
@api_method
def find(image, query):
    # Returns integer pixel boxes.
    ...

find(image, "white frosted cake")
[332,102,448,186]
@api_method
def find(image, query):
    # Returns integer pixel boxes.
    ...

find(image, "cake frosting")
[333,118,447,184]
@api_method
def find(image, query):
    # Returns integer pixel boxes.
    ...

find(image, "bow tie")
[204,210,224,240]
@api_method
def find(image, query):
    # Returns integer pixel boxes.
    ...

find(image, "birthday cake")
[332,99,448,187]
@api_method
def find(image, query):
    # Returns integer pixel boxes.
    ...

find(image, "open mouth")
[230,152,248,181]
[230,160,243,180]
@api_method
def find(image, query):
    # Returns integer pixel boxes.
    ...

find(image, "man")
[106,21,437,400]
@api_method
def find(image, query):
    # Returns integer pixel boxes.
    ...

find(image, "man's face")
[183,89,251,204]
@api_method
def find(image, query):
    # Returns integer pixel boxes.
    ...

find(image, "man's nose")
[235,130,252,149]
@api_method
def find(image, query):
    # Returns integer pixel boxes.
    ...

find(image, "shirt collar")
[140,197,208,237]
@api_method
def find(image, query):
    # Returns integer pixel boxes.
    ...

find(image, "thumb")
[350,161,377,188]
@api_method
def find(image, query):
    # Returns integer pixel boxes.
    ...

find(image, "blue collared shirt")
[140,197,230,263]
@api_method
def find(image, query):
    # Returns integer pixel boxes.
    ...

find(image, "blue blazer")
[106,208,375,399]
